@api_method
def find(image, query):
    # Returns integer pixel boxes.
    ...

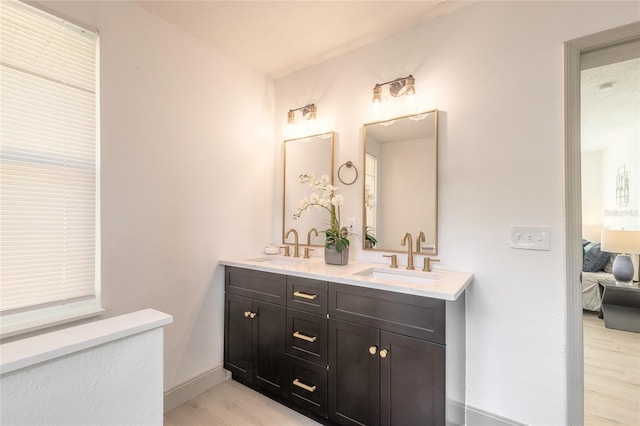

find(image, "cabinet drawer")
[287,276,327,315]
[329,283,445,344]
[226,267,286,305]
[287,309,328,366]
[286,355,327,418]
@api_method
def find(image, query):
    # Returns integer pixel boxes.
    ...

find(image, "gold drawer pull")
[293,291,317,300]
[293,379,316,393]
[293,331,317,342]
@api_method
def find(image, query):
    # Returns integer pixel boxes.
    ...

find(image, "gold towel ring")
[338,161,358,185]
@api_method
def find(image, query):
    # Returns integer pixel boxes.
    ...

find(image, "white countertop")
[219,255,473,301]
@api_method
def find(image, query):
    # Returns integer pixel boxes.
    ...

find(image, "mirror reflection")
[283,132,334,246]
[362,110,438,254]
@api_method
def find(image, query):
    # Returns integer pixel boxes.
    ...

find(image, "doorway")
[564,22,640,425]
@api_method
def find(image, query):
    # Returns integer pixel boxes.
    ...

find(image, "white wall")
[273,2,639,424]
[36,1,274,393]
[581,151,604,229]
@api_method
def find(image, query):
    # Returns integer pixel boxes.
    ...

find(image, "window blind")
[0,0,99,325]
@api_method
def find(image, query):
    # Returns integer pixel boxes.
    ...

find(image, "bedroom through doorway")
[578,34,640,425]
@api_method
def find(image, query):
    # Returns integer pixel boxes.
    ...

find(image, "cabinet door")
[329,319,380,426]
[224,293,253,385]
[252,299,287,397]
[380,331,445,426]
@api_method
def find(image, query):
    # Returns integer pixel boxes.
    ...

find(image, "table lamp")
[601,229,640,286]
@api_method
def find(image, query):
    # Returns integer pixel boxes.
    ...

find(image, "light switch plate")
[347,218,357,233]
[510,226,551,251]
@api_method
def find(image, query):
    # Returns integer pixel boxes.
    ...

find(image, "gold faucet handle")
[303,247,315,259]
[422,258,440,272]
[281,246,291,257]
[383,254,398,268]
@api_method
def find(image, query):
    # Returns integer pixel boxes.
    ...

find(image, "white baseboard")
[163,365,230,412]
[466,405,527,426]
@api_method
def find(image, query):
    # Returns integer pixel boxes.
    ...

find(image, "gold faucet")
[401,232,414,270]
[303,247,315,259]
[307,228,319,246]
[415,231,426,253]
[383,254,398,268]
[422,257,440,272]
[285,228,300,258]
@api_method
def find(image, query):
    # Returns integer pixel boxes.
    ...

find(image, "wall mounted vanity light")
[372,75,415,103]
[287,104,317,125]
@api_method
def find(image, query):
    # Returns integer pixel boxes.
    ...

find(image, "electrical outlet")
[347,218,357,233]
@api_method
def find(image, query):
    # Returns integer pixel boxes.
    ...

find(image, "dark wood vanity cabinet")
[224,267,459,426]
[224,267,287,397]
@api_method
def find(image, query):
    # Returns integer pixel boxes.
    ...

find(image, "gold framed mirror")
[282,132,335,246]
[362,110,438,254]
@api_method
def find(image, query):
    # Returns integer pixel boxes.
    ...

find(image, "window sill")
[0,309,172,375]
[0,306,105,340]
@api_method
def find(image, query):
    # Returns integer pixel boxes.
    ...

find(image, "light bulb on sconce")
[372,85,382,103]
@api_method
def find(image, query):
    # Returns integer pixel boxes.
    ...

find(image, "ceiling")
[581,57,640,152]
[136,0,470,78]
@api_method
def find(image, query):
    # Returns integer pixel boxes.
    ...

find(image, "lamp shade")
[601,229,640,254]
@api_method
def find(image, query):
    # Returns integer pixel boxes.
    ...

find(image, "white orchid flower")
[331,194,344,206]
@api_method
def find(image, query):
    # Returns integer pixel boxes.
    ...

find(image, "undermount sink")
[353,268,441,286]
[248,256,305,266]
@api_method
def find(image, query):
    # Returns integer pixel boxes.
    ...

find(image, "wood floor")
[165,313,639,425]
[164,379,321,426]
[583,310,640,426]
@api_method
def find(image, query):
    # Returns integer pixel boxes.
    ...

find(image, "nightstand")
[599,282,640,333]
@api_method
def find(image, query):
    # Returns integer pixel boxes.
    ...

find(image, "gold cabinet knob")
[379,349,388,358]
[249,312,257,319]
[244,311,251,318]
[369,345,378,355]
